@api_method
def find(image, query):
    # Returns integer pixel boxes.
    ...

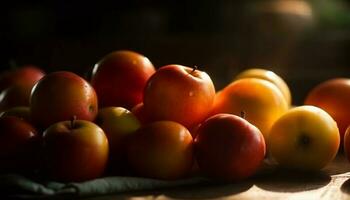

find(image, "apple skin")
[268,106,340,171]
[127,121,194,180]
[43,120,109,182]
[0,65,45,92]
[131,103,151,125]
[0,116,40,174]
[91,50,155,109]
[305,78,350,146]
[30,71,98,129]
[194,113,266,181]
[234,68,292,106]
[95,107,140,174]
[0,106,31,122]
[143,64,216,129]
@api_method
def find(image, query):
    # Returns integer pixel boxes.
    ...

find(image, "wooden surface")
[83,155,350,200]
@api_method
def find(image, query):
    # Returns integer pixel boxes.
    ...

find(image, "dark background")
[1,0,350,104]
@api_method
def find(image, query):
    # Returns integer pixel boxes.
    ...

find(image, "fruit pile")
[0,50,348,182]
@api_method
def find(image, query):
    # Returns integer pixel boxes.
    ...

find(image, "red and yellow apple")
[30,71,98,129]
[268,105,340,170]
[305,78,350,144]
[127,121,194,180]
[95,107,140,174]
[194,113,266,181]
[212,78,288,141]
[91,50,155,109]
[344,126,350,161]
[43,119,109,182]
[143,64,216,129]
[234,68,292,106]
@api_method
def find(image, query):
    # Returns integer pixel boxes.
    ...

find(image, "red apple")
[0,116,39,174]
[0,65,45,92]
[95,107,140,174]
[91,50,155,109]
[127,121,194,180]
[0,84,33,111]
[30,71,98,129]
[43,119,109,182]
[143,65,216,129]
[194,113,266,181]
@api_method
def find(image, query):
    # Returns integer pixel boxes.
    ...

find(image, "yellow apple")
[212,78,288,141]
[268,105,340,170]
[235,68,292,106]
[95,107,141,174]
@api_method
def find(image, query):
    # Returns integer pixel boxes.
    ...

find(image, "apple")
[234,68,292,106]
[0,106,31,122]
[127,121,194,180]
[305,78,350,146]
[0,116,39,174]
[212,78,288,142]
[91,50,155,109]
[143,65,216,129]
[268,105,340,170]
[194,113,265,181]
[0,65,45,92]
[95,107,140,174]
[30,71,98,129]
[43,119,109,182]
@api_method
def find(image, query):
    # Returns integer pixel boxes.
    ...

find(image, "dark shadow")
[254,165,331,192]
[323,154,350,176]
[85,180,253,200]
[341,178,350,194]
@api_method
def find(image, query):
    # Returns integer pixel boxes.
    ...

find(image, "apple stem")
[190,65,198,74]
[240,111,246,119]
[71,115,77,129]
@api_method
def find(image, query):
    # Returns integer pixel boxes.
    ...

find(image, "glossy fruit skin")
[143,64,216,129]
[269,106,340,171]
[0,116,39,173]
[96,107,140,174]
[91,50,155,109]
[0,84,33,111]
[30,71,98,129]
[43,120,109,182]
[0,106,31,122]
[305,78,350,144]
[0,65,45,92]
[235,68,292,106]
[194,114,266,181]
[127,121,194,180]
[212,78,288,141]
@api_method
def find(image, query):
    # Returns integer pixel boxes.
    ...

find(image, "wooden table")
[83,155,350,200]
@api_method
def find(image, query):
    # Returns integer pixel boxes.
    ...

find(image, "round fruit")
[143,64,215,129]
[30,71,98,129]
[235,68,291,106]
[194,114,266,181]
[91,50,155,109]
[269,105,340,171]
[43,119,109,182]
[127,121,194,180]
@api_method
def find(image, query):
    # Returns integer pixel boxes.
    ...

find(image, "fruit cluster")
[0,50,347,182]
